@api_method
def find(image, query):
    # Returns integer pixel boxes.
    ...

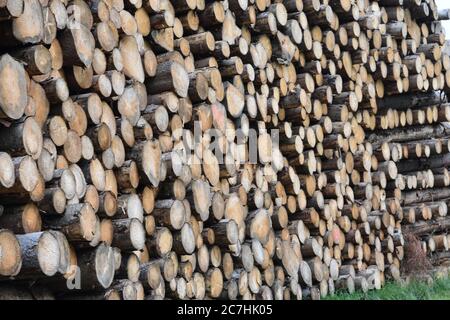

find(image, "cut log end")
[0,229,22,276]
[37,231,61,277]
[171,62,190,98]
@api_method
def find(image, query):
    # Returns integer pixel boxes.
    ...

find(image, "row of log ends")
[0,0,450,300]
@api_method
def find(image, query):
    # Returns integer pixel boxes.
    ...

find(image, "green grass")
[325,276,450,300]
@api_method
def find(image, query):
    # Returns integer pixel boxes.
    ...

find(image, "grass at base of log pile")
[325,277,450,300]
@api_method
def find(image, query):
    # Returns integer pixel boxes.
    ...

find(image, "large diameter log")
[119,36,145,83]
[117,194,144,222]
[246,209,272,244]
[0,156,40,194]
[211,219,239,247]
[190,179,212,221]
[0,117,43,160]
[117,87,141,126]
[224,83,245,118]
[0,54,28,119]
[59,17,95,67]
[0,229,22,276]
[0,0,23,18]
[1,0,43,45]
[16,231,60,277]
[128,140,162,187]
[206,268,224,298]
[48,230,71,275]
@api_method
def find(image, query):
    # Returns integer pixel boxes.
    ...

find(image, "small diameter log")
[59,18,95,67]
[77,243,115,290]
[111,218,146,251]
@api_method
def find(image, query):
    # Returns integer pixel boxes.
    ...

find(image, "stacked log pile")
[0,0,450,300]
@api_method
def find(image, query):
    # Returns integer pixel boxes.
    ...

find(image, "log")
[0,0,447,301]
[0,54,28,119]
[15,231,60,277]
